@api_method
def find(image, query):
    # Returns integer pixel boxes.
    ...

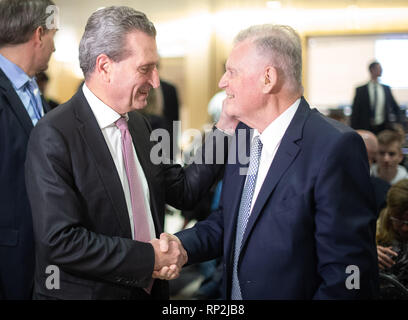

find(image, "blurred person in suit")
[357,130,391,215]
[157,24,379,299]
[36,71,59,109]
[351,61,401,134]
[24,6,237,300]
[0,0,57,300]
[141,62,180,160]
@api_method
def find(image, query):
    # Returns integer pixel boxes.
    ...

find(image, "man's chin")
[132,99,148,110]
[223,103,235,117]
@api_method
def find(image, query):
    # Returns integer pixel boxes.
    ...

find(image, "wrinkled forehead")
[124,31,159,61]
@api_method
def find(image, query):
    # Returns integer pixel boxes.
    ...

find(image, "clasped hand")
[149,233,187,280]
[377,245,398,270]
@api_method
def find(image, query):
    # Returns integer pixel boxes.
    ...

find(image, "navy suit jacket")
[350,83,400,132]
[177,98,379,299]
[0,68,50,299]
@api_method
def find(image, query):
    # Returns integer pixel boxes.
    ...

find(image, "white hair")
[234,24,303,93]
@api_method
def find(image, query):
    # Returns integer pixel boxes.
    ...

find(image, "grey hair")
[234,24,303,92]
[79,6,156,79]
[0,0,55,48]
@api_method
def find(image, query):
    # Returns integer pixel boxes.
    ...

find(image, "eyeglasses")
[390,216,408,226]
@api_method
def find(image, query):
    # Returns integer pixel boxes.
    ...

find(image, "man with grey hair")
[25,6,237,300]
[0,0,57,299]
[160,24,379,299]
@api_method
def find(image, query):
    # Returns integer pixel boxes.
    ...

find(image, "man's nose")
[218,72,228,89]
[150,67,160,89]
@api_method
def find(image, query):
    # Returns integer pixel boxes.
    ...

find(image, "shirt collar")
[0,53,31,90]
[82,83,128,129]
[253,98,301,155]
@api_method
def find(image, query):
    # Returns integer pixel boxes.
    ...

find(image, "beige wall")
[46,0,408,132]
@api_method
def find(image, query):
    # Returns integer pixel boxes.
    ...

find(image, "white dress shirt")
[249,99,300,213]
[82,84,156,240]
[368,81,385,125]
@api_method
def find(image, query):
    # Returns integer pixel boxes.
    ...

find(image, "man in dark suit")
[357,130,391,216]
[161,79,180,131]
[158,24,379,299]
[0,0,57,300]
[351,61,401,134]
[142,78,180,160]
[36,71,59,109]
[24,6,236,300]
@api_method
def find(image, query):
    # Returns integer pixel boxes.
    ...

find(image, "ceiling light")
[266,1,282,9]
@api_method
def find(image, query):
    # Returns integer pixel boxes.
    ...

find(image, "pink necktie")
[115,117,154,293]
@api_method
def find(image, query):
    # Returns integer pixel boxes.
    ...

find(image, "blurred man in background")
[0,0,56,299]
[351,61,401,134]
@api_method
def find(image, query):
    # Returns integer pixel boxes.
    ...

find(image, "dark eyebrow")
[139,63,156,68]
[138,63,156,71]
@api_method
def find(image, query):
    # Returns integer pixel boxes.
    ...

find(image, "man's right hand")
[149,233,187,280]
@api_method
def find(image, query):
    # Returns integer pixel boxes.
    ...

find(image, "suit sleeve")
[313,131,379,299]
[387,86,401,123]
[350,88,362,129]
[25,122,154,289]
[176,206,224,264]
[161,127,231,210]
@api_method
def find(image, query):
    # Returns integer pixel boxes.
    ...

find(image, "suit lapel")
[0,69,33,135]
[240,98,311,252]
[73,89,132,238]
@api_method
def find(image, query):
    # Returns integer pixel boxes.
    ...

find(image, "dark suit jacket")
[177,98,379,299]
[0,68,50,299]
[160,79,179,127]
[24,87,226,300]
[350,83,400,132]
[143,80,180,160]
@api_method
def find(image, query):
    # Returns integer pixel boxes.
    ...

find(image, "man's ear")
[95,54,112,83]
[32,26,45,46]
[262,66,278,94]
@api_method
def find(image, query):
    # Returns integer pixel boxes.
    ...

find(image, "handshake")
[149,233,187,280]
